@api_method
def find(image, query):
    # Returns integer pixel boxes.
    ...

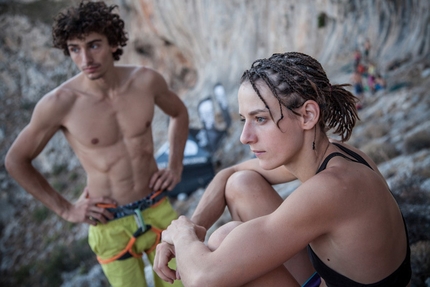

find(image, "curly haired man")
[5,1,188,286]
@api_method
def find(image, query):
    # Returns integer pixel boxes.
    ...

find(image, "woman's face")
[238,81,304,170]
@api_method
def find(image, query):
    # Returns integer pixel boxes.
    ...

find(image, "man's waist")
[97,190,168,220]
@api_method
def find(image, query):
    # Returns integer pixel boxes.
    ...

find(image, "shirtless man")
[5,2,187,287]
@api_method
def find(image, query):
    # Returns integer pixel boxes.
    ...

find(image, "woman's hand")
[154,216,207,283]
[154,242,179,283]
[161,216,207,244]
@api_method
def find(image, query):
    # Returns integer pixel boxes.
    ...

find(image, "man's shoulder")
[28,81,81,125]
[115,64,147,73]
[117,65,162,81]
[38,77,82,109]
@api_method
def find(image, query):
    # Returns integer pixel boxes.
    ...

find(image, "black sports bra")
[308,143,411,287]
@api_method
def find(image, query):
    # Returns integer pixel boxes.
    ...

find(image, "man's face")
[67,32,117,80]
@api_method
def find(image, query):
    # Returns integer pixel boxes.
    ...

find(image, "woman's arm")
[191,158,297,229]
[157,178,333,287]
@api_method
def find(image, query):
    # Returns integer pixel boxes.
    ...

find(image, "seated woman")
[154,52,411,287]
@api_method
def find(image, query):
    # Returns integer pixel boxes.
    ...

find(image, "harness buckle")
[133,209,152,236]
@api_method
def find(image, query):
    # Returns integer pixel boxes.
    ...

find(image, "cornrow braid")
[240,52,359,141]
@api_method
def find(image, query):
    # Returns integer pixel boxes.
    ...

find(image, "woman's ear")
[301,100,320,130]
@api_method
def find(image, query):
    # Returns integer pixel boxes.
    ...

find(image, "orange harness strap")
[97,224,164,265]
[97,236,140,264]
[96,192,167,265]
[145,226,163,255]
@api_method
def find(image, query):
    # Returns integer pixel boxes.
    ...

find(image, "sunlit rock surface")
[0,0,429,286]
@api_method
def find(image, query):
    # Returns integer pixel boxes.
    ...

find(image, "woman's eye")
[256,117,266,123]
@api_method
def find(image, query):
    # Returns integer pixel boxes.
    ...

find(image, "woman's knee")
[207,221,242,251]
[225,170,270,201]
[225,170,283,221]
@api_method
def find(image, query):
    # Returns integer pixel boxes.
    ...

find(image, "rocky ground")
[1,59,429,287]
[0,0,429,286]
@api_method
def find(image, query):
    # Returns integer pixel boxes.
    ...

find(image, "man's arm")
[5,90,115,225]
[150,70,189,192]
[191,158,297,229]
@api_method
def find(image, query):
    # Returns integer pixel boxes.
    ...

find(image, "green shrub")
[11,238,97,286]
[72,183,86,198]
[20,101,36,111]
[404,130,430,154]
[362,122,389,139]
[317,12,326,28]
[68,172,79,181]
[361,141,399,165]
[52,180,67,192]
[411,241,430,287]
[52,164,68,176]
[33,205,50,223]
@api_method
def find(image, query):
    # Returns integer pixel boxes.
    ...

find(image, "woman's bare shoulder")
[329,139,385,178]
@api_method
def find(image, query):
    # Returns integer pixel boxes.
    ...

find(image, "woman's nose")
[240,122,256,145]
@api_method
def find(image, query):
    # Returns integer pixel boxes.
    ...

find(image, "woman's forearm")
[191,167,237,228]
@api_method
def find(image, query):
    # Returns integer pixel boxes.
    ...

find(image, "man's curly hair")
[52,1,128,61]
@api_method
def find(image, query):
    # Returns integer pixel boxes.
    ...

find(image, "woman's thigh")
[224,170,316,285]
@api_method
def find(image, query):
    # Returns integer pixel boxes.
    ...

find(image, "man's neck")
[82,65,122,98]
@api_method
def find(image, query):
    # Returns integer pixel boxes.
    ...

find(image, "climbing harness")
[95,190,167,265]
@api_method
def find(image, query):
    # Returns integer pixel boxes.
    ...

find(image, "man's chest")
[63,95,155,148]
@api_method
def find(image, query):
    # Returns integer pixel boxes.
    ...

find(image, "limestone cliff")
[0,0,429,286]
[119,0,429,103]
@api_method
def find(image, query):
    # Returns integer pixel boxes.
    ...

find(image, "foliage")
[393,174,430,250]
[411,241,430,287]
[317,12,327,28]
[52,164,68,176]
[404,130,430,154]
[10,238,98,287]
[362,122,389,139]
[33,206,50,224]
[361,141,399,165]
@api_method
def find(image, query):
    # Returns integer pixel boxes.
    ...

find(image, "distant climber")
[353,49,362,71]
[351,71,365,109]
[363,38,371,62]
[374,73,387,92]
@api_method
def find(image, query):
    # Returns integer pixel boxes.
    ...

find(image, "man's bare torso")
[59,66,158,205]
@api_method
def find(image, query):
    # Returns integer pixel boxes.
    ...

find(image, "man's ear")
[301,100,320,131]
[111,45,119,53]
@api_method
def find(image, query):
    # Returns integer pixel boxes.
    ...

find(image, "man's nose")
[82,49,93,64]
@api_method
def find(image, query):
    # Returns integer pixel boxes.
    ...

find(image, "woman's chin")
[258,160,279,171]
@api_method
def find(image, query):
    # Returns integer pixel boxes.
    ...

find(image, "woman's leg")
[223,170,315,285]
[207,220,300,287]
[207,221,242,251]
[225,170,283,221]
[242,265,300,287]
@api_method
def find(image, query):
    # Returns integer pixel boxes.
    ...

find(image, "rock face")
[0,0,429,286]
[119,0,430,102]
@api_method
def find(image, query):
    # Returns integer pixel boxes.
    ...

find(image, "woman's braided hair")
[52,1,128,61]
[240,52,359,142]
